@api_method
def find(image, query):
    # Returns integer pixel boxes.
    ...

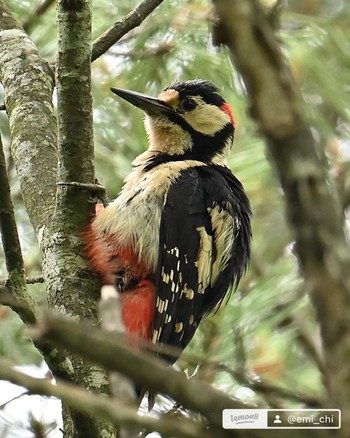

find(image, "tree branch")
[0,0,57,234]
[0,0,92,395]
[22,0,55,33]
[26,276,45,284]
[0,132,37,324]
[0,359,214,438]
[222,366,322,408]
[98,286,136,403]
[110,42,173,60]
[31,312,329,438]
[0,276,45,287]
[212,0,350,434]
[56,0,94,199]
[53,1,113,436]
[32,314,238,429]
[54,0,98,337]
[99,286,138,438]
[91,0,165,62]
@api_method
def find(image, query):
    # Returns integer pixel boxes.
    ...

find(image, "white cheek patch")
[183,104,231,136]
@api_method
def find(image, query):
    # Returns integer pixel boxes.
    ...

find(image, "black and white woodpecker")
[86,79,252,362]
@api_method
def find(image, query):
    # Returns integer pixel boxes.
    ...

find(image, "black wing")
[152,165,251,361]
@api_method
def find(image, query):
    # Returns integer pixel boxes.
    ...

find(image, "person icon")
[273,415,282,424]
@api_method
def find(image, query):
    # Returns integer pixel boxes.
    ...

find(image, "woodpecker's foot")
[57,181,109,207]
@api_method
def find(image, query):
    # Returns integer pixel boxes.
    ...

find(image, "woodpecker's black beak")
[111,87,173,117]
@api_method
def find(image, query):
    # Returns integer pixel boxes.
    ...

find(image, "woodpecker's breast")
[91,152,205,272]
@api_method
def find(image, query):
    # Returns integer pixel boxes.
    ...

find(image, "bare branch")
[0,285,35,320]
[53,0,98,340]
[0,276,44,286]
[290,313,325,375]
[22,0,55,33]
[0,1,101,399]
[0,132,37,324]
[0,389,29,409]
[212,0,350,432]
[30,313,329,438]
[0,0,57,233]
[56,0,94,196]
[110,43,173,60]
[26,276,45,284]
[91,0,165,62]
[99,286,138,438]
[0,359,215,438]
[99,286,137,404]
[31,313,246,429]
[219,365,322,408]
[54,1,113,436]
[0,134,24,275]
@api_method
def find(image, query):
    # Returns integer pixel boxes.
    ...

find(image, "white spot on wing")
[180,284,195,300]
[175,322,183,333]
[195,226,213,292]
[162,272,170,284]
[208,205,235,286]
[152,329,160,343]
[157,298,166,314]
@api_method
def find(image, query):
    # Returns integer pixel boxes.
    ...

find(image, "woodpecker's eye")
[181,99,197,112]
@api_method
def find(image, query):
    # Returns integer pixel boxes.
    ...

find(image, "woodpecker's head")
[111,80,235,163]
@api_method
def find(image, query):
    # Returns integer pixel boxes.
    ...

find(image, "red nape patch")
[221,102,236,127]
[121,280,155,340]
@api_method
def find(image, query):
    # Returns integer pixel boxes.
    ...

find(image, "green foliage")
[1,0,350,410]
[0,308,41,364]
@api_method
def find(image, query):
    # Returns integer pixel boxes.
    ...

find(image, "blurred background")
[0,0,350,435]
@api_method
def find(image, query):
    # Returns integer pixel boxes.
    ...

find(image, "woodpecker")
[86,79,251,363]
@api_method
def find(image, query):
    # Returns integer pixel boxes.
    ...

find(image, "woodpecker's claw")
[56,181,109,207]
